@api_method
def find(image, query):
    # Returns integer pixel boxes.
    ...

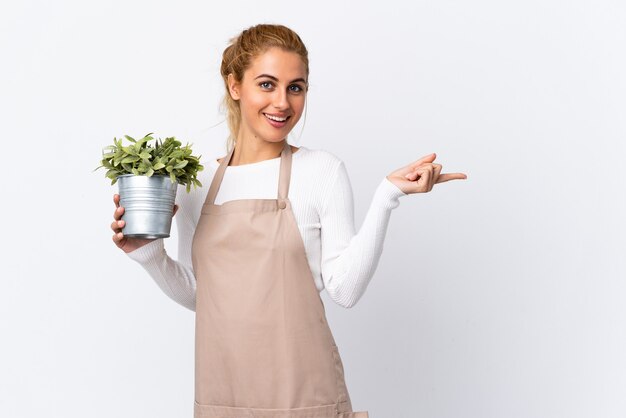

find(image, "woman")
[110,24,466,418]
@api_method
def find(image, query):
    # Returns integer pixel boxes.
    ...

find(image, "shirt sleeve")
[319,161,406,308]
[125,185,198,311]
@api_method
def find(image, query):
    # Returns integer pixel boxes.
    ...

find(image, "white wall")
[1,0,624,417]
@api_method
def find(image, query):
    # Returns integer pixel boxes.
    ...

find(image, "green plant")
[95,133,204,192]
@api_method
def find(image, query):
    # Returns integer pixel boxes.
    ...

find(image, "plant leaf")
[174,160,188,169]
[121,156,140,164]
[122,146,138,156]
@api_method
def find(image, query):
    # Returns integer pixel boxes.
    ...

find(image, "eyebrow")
[254,74,307,84]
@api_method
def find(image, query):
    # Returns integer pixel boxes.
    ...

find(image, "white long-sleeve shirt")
[126,146,406,311]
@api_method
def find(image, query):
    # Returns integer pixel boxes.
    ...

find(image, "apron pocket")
[195,400,342,418]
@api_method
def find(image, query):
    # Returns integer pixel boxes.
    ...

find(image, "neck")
[230,136,286,166]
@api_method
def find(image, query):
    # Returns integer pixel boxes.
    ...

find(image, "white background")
[1,0,625,417]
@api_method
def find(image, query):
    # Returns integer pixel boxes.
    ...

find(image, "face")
[228,47,308,144]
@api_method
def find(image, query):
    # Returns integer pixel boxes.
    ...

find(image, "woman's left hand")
[386,153,467,195]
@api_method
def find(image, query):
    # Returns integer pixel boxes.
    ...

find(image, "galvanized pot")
[117,174,178,239]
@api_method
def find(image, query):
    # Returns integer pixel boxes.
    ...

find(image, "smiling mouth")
[264,113,291,122]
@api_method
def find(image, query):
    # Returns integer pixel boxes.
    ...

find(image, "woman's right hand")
[111,193,178,254]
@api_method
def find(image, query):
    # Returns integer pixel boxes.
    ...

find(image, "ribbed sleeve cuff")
[126,238,166,265]
[372,177,407,210]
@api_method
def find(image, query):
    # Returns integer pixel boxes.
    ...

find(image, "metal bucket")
[117,174,178,239]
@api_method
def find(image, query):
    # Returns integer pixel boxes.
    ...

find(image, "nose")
[272,89,289,110]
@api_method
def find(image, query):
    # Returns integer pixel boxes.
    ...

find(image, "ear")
[227,73,241,100]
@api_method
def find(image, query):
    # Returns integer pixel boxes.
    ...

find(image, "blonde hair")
[220,24,310,152]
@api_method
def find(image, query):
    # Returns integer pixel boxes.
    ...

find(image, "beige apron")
[191,140,369,418]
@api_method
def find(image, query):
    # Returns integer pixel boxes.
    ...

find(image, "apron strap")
[278,140,292,202]
[205,140,292,206]
[205,143,235,206]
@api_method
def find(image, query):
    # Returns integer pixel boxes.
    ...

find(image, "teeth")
[265,114,288,122]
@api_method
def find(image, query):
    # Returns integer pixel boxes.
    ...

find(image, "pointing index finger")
[436,173,468,183]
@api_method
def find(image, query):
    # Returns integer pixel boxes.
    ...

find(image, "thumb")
[409,153,436,170]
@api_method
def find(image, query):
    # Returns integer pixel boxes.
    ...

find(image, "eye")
[259,81,273,90]
[289,84,304,93]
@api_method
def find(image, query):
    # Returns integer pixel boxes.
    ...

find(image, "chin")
[264,132,293,143]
